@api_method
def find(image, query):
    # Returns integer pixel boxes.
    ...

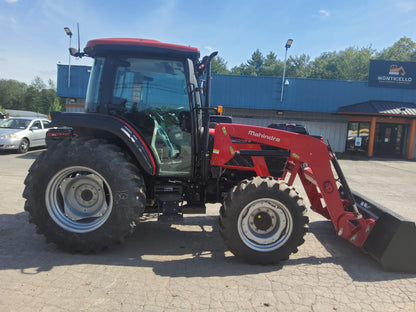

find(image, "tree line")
[211,37,416,81]
[0,77,64,116]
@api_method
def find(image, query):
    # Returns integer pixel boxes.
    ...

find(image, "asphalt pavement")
[0,149,415,312]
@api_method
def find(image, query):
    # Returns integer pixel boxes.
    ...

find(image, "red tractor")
[23,38,415,272]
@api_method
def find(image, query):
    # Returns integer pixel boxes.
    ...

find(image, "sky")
[1,0,416,85]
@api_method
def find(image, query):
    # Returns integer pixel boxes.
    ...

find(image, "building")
[56,60,416,159]
[57,64,91,112]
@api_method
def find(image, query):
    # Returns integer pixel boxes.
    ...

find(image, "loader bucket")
[353,192,416,273]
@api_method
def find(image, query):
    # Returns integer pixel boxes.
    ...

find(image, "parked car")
[268,123,309,134]
[268,123,324,142]
[0,117,51,153]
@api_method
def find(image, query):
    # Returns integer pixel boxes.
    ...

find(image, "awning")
[338,100,416,117]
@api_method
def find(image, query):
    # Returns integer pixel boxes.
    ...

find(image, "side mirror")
[69,47,86,58]
[69,48,79,56]
[30,126,39,131]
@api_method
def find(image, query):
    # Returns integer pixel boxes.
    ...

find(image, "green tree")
[221,38,416,81]
[230,50,266,76]
[211,56,231,75]
[309,47,375,81]
[230,63,248,75]
[262,52,284,76]
[211,37,416,80]
[30,76,47,91]
[309,52,339,79]
[39,89,56,114]
[337,47,375,81]
[22,76,58,114]
[23,86,42,113]
[0,79,27,110]
[47,79,56,90]
[286,54,312,78]
[246,49,265,76]
[376,37,416,61]
[49,97,64,112]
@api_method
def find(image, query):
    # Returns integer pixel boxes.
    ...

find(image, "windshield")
[0,118,31,129]
[111,58,189,112]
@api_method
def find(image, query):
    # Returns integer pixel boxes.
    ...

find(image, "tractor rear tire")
[23,137,146,252]
[219,177,309,264]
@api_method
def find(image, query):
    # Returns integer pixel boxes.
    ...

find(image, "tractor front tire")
[23,138,146,252]
[219,177,309,264]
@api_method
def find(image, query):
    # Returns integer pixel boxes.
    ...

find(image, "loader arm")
[210,123,376,247]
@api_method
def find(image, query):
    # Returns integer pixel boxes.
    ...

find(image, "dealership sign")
[368,60,416,89]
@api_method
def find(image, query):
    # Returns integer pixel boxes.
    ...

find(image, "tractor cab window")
[85,57,104,112]
[110,57,192,176]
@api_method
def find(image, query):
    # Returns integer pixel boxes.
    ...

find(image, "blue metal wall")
[57,64,91,98]
[210,75,282,110]
[210,74,416,113]
[57,65,416,112]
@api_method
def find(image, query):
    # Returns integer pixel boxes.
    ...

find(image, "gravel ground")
[0,150,415,312]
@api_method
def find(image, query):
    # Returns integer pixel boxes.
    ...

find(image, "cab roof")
[84,38,200,61]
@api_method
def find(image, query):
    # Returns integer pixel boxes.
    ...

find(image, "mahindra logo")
[248,130,280,142]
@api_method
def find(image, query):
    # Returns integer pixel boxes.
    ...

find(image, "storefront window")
[346,122,370,153]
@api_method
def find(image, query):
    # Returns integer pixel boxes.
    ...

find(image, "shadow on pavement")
[15,149,44,159]
[306,220,416,280]
[0,212,414,281]
[0,149,44,159]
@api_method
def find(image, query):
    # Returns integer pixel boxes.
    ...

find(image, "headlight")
[0,134,18,139]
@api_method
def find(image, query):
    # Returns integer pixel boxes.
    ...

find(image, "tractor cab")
[83,38,205,177]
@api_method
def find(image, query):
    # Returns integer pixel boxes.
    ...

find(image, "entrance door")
[374,123,404,157]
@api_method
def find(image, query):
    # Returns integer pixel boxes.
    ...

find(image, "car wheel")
[18,138,29,153]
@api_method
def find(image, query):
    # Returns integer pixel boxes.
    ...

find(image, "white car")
[0,117,51,153]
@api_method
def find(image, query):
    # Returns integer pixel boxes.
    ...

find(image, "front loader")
[23,37,416,273]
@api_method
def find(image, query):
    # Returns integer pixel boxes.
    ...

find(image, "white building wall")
[65,98,85,113]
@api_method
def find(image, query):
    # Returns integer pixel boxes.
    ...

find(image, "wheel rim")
[237,198,293,252]
[45,166,113,233]
[20,139,28,152]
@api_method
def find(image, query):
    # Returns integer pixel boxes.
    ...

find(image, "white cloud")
[6,0,19,3]
[319,10,330,17]
[204,46,214,53]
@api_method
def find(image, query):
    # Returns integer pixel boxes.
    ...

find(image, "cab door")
[110,57,193,176]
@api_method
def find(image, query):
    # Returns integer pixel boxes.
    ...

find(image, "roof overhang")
[338,100,416,117]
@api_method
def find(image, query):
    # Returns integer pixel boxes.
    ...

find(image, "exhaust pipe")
[354,192,416,274]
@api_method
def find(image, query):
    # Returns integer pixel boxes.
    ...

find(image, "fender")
[49,112,156,175]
